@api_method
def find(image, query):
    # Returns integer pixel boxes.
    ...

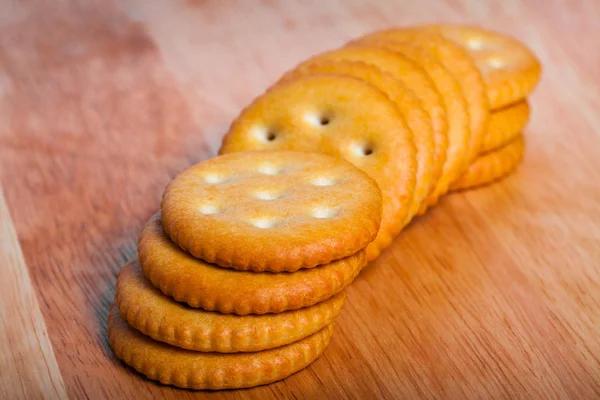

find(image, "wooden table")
[1,0,599,398]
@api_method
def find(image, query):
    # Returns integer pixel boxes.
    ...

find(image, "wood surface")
[1,0,599,398]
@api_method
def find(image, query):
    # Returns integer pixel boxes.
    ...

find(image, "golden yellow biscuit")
[347,40,469,211]
[280,60,434,227]
[483,100,530,153]
[279,45,448,194]
[422,25,542,109]
[116,261,344,353]
[357,29,489,167]
[451,135,525,191]
[108,305,333,390]
[220,75,418,261]
[162,151,382,272]
[139,216,365,315]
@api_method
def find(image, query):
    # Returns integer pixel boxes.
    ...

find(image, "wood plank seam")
[0,187,68,400]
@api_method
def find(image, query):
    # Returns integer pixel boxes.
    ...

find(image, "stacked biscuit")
[220,24,541,260]
[108,151,383,390]
[109,24,541,390]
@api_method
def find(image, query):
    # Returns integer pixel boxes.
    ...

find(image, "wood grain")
[0,189,67,400]
[1,0,600,398]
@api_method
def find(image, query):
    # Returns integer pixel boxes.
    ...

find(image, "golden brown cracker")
[139,216,365,315]
[451,135,525,191]
[161,151,382,272]
[220,74,418,261]
[116,260,345,353]
[347,40,469,211]
[108,305,333,390]
[280,45,448,193]
[483,100,530,153]
[357,29,489,167]
[280,60,434,227]
[422,25,542,109]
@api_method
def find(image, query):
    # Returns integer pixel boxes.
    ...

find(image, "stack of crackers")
[109,151,383,390]
[109,24,541,390]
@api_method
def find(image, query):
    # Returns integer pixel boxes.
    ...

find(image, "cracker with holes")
[161,150,382,271]
[220,75,417,261]
[356,29,490,168]
[108,305,333,390]
[281,45,449,197]
[139,216,365,314]
[422,25,542,109]
[116,260,345,352]
[451,135,525,191]
[279,60,434,228]
[347,39,470,211]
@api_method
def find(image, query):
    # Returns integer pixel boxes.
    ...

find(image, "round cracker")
[422,25,542,109]
[357,29,489,167]
[280,60,433,227]
[220,74,417,261]
[108,305,333,390]
[451,135,525,191]
[116,260,344,353]
[347,40,469,211]
[483,100,530,153]
[279,45,448,194]
[161,150,382,271]
[139,216,365,315]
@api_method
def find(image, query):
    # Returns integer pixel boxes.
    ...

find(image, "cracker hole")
[310,176,338,186]
[253,190,283,200]
[488,57,508,69]
[351,143,374,157]
[258,164,283,175]
[252,126,279,143]
[204,174,228,184]
[311,206,340,219]
[199,204,221,215]
[304,113,332,128]
[248,217,280,229]
[466,37,485,50]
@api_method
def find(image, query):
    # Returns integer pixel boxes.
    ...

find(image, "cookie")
[280,60,434,227]
[422,25,542,109]
[482,100,530,153]
[161,150,382,271]
[450,135,525,191]
[139,216,365,315]
[357,29,489,167]
[347,40,469,210]
[279,45,448,195]
[116,260,344,353]
[220,74,418,261]
[108,305,333,390]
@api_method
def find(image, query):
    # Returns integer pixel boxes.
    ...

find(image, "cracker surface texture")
[220,76,417,261]
[162,150,382,270]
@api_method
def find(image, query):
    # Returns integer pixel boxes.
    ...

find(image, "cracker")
[450,135,525,191]
[279,45,448,195]
[108,305,333,390]
[139,216,365,315]
[116,261,344,353]
[280,60,434,227]
[483,100,530,153]
[346,40,469,211]
[220,74,418,261]
[422,25,542,109]
[162,150,382,271]
[357,29,489,167]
